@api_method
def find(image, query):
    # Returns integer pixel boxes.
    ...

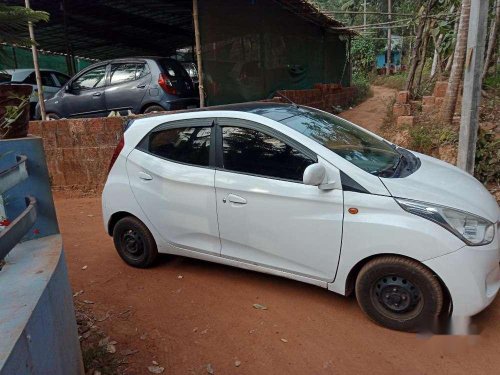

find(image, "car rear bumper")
[162,97,199,110]
[424,236,500,317]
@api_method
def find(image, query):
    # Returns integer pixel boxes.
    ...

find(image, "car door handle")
[92,92,102,97]
[136,84,146,89]
[227,194,247,205]
[138,172,153,181]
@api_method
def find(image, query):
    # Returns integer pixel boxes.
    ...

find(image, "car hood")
[381,152,499,223]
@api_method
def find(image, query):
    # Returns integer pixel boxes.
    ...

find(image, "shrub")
[475,129,500,185]
[351,72,373,105]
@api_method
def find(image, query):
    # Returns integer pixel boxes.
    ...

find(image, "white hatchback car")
[102,103,499,331]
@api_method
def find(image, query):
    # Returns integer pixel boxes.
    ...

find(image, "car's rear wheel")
[142,105,166,114]
[355,256,443,331]
[112,216,158,268]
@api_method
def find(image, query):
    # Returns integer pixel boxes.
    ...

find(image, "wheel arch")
[107,211,138,236]
[344,253,452,314]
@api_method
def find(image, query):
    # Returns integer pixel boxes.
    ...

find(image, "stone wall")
[29,117,126,193]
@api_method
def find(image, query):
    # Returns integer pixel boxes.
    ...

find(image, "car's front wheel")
[355,256,444,331]
[112,216,158,268]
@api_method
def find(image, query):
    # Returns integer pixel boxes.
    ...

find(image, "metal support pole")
[457,0,489,173]
[193,0,205,107]
[25,0,46,120]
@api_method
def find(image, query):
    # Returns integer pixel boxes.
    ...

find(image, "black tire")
[46,113,60,120]
[355,256,443,332]
[112,216,158,268]
[142,105,166,114]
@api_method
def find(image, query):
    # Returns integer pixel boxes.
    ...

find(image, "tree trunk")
[431,34,443,78]
[440,0,471,124]
[444,10,461,74]
[482,0,500,83]
[414,21,431,92]
[404,0,437,93]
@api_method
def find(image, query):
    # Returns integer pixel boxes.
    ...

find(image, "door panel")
[127,150,220,254]
[215,161,344,281]
[63,65,107,117]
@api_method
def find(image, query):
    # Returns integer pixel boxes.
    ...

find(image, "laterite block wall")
[29,117,126,193]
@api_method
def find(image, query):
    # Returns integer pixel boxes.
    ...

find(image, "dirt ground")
[339,85,396,132]
[55,87,500,374]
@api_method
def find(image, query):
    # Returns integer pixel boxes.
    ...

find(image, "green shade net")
[199,0,350,105]
[0,46,93,75]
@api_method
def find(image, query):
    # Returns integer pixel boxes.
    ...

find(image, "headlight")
[395,198,495,246]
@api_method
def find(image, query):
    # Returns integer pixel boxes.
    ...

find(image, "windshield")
[281,108,401,176]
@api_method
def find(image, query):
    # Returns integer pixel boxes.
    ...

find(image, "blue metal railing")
[0,155,38,260]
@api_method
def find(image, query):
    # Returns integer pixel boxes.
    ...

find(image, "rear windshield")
[281,108,401,176]
[0,73,12,83]
[159,59,189,79]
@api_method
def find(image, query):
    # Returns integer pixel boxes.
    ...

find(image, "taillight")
[158,73,177,95]
[108,135,124,173]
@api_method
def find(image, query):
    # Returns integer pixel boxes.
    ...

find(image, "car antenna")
[275,90,299,108]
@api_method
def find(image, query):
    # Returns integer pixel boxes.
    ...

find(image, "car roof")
[157,102,307,122]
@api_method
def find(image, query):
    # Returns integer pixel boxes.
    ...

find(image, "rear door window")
[110,63,138,85]
[135,63,150,79]
[147,127,212,167]
[23,72,56,86]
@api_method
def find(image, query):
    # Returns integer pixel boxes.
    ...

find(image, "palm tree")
[439,0,471,124]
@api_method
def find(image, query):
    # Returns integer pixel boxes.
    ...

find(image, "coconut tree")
[482,0,500,84]
[439,0,471,124]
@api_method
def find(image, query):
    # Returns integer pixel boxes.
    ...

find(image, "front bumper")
[424,236,500,317]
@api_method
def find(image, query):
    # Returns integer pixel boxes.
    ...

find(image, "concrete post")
[457,0,489,173]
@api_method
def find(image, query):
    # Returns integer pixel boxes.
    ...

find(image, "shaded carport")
[7,0,353,106]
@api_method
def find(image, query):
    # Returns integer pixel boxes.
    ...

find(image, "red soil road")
[55,87,499,374]
[56,198,500,375]
[339,85,397,133]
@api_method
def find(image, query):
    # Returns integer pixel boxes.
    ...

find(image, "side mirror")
[303,163,336,190]
[303,163,326,186]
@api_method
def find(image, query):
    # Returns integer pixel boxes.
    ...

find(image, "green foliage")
[351,36,376,73]
[0,3,48,66]
[351,72,373,104]
[0,92,30,139]
[371,72,408,90]
[475,129,500,185]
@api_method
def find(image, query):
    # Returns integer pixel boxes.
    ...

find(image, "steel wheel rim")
[120,229,145,259]
[371,275,424,319]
